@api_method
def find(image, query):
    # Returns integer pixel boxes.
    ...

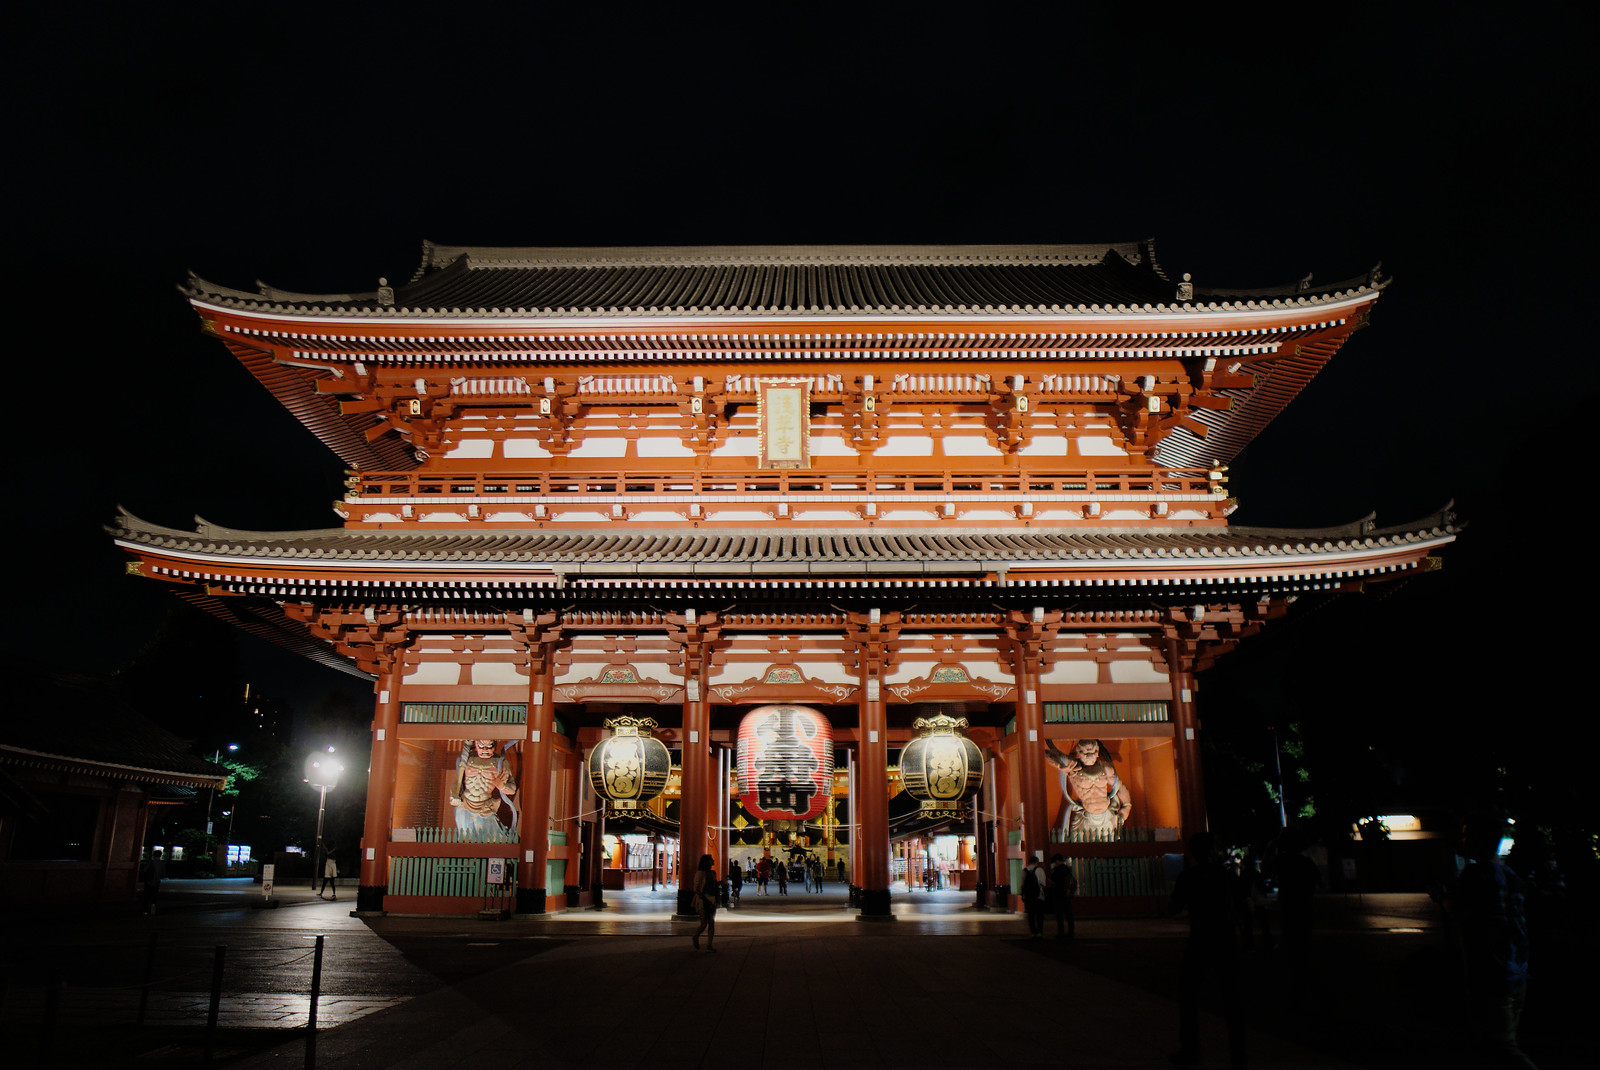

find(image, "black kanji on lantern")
[754,706,820,814]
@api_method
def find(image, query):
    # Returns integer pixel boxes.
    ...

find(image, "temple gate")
[115,242,1454,915]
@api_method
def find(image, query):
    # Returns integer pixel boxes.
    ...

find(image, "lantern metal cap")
[911,713,971,732]
[601,715,660,736]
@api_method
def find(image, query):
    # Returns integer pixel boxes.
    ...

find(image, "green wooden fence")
[1072,855,1167,897]
[389,855,518,903]
[395,826,519,844]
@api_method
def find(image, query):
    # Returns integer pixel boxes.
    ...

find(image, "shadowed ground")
[0,880,1585,1068]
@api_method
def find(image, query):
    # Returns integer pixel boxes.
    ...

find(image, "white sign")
[262,863,275,897]
[487,858,507,886]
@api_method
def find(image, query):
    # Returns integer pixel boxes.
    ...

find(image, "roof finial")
[1367,262,1383,288]
[1297,272,1313,292]
[377,277,395,307]
[1175,272,1193,302]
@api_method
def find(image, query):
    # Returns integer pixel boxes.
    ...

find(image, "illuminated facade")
[113,243,1455,915]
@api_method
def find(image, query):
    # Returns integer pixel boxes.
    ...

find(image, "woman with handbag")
[692,853,718,952]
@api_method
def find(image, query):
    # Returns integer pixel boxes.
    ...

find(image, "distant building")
[114,242,1454,915]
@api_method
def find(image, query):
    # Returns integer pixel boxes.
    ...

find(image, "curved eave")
[190,288,1381,335]
[114,526,1453,596]
[0,745,228,790]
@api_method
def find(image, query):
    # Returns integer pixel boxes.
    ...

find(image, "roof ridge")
[419,242,1150,272]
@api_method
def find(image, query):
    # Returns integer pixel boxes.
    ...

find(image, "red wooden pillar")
[678,676,711,915]
[669,608,719,916]
[856,670,891,916]
[556,748,580,905]
[1015,659,1050,866]
[357,666,401,913]
[992,750,1020,907]
[1167,638,1207,843]
[518,656,556,914]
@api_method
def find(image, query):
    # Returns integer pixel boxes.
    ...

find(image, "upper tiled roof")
[185,242,1385,320]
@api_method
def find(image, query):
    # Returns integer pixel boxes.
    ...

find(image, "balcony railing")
[1044,702,1170,724]
[401,703,527,725]
[348,465,1225,501]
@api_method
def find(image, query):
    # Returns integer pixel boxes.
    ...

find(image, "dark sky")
[14,9,1590,816]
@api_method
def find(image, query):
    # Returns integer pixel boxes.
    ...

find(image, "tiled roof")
[1,664,229,787]
[185,242,1384,319]
[111,507,1457,580]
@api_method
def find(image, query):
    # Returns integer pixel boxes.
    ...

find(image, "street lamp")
[205,743,239,848]
[305,748,344,891]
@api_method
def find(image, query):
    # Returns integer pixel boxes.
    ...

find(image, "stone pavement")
[1,880,1585,1069]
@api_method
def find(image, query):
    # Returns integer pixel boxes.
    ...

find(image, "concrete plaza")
[0,879,1582,1068]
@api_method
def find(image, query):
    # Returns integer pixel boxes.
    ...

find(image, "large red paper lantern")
[736,704,834,821]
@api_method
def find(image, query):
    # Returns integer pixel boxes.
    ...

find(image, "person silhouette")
[1168,832,1246,1070]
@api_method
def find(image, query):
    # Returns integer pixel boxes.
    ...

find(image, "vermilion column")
[517,658,556,914]
[556,749,580,905]
[1166,639,1207,842]
[856,671,891,917]
[357,667,401,913]
[1015,659,1050,865]
[992,751,1018,907]
[677,674,712,916]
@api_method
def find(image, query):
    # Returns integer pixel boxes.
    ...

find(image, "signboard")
[487,857,507,886]
[262,863,275,897]
[757,379,811,469]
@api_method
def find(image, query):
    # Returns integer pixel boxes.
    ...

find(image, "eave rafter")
[194,292,1375,473]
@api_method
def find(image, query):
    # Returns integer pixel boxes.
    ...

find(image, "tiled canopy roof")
[2,665,229,787]
[185,242,1384,319]
[112,507,1457,581]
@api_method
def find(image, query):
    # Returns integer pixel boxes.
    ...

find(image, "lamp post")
[305,748,343,891]
[205,743,239,838]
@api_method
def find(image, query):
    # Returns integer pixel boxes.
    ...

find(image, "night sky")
[14,9,1590,835]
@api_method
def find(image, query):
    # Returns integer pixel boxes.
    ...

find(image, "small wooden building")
[1,666,228,903]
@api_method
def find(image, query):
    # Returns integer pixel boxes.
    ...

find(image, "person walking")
[1021,851,1048,938]
[1049,853,1077,939]
[692,853,718,951]
[776,859,788,895]
[1275,828,1322,996]
[1450,816,1538,1069]
[319,852,339,899]
[1168,832,1246,1070]
[729,860,743,906]
[755,855,770,895]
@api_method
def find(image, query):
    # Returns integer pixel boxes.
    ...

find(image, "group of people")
[1164,818,1544,1070]
[731,855,829,898]
[1018,850,1078,940]
[690,852,836,950]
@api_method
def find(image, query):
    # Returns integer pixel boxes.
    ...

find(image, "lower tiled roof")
[111,507,1457,579]
[1,664,229,787]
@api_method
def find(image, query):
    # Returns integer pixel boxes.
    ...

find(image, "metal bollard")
[136,930,158,1027]
[306,933,324,1070]
[41,973,64,1059]
[203,944,225,1068]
